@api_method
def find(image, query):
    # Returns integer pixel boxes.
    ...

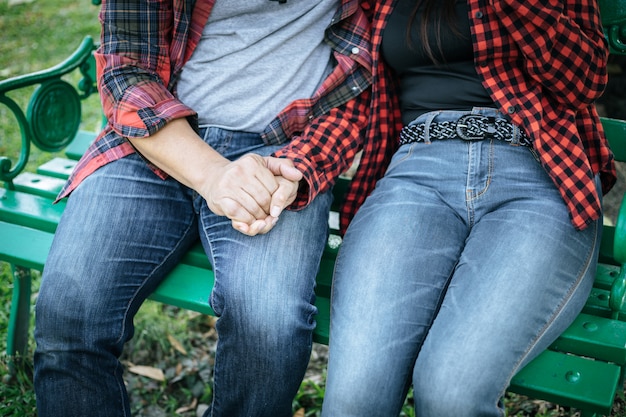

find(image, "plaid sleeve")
[490,0,608,109]
[269,0,373,210]
[271,88,371,209]
[96,0,202,139]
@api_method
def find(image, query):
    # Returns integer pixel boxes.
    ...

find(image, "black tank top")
[381,0,494,124]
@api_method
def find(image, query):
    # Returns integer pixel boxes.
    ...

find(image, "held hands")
[201,154,302,236]
[125,119,300,236]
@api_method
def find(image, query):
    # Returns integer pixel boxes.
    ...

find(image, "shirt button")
[507,106,516,114]
[351,47,360,55]
[475,11,484,19]
[478,60,488,67]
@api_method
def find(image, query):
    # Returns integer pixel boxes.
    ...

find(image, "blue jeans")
[322,109,602,417]
[34,128,333,417]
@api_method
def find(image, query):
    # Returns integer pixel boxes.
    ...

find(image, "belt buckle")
[455,115,497,141]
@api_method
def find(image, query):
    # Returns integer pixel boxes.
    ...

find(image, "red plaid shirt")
[342,0,616,232]
[59,0,373,222]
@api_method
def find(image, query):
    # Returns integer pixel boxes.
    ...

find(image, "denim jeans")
[34,128,333,417]
[322,108,602,417]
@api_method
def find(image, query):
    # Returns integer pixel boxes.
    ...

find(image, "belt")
[399,114,532,147]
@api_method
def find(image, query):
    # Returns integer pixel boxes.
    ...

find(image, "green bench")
[2,2,626,415]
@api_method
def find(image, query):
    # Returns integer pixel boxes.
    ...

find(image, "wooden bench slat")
[64,130,99,160]
[3,154,626,414]
[509,349,621,415]
[13,172,65,199]
[148,263,215,316]
[313,297,330,345]
[552,313,626,365]
[0,217,334,345]
[181,243,213,269]
[37,157,77,179]
[143,260,334,344]
[0,222,53,270]
[0,188,63,233]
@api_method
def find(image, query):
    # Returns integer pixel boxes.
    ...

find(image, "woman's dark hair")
[408,0,461,63]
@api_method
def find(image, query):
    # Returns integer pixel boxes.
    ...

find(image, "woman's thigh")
[411,142,602,416]
[323,142,472,416]
[324,138,601,416]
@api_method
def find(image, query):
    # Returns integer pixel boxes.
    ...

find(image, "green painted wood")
[5,169,626,411]
[0,222,54,270]
[64,130,98,160]
[12,172,66,199]
[551,313,626,365]
[0,188,63,233]
[509,349,621,416]
[37,158,77,179]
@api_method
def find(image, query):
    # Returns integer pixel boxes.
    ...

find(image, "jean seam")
[499,217,599,397]
[199,214,221,315]
[464,141,494,227]
[114,360,130,417]
[113,215,199,347]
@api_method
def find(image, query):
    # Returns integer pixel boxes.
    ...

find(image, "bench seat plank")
[0,222,53,270]
[2,110,625,415]
[551,313,626,365]
[0,188,63,233]
[0,217,334,344]
[37,157,77,179]
[3,170,626,407]
[149,263,215,316]
[64,130,99,161]
[12,172,65,199]
[509,349,621,415]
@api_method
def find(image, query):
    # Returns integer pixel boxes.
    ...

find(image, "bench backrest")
[600,0,626,54]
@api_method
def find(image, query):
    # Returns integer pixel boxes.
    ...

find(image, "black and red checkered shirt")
[341,0,616,232]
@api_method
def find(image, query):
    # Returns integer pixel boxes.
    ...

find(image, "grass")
[0,0,101,78]
[2,1,626,416]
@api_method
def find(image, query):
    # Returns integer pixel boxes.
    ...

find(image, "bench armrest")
[0,36,98,185]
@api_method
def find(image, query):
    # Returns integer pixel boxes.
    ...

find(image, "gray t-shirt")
[177,0,338,133]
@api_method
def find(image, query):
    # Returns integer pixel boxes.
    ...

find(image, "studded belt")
[399,114,532,147]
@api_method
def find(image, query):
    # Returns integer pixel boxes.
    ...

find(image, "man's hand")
[228,156,303,236]
[127,119,302,236]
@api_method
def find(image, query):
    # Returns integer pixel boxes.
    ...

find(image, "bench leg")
[5,265,32,379]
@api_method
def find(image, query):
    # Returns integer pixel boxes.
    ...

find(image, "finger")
[264,157,303,182]
[234,155,279,210]
[269,176,300,218]
[231,220,251,235]
[232,217,277,236]
[218,196,266,224]
[250,217,278,235]
[240,178,274,213]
